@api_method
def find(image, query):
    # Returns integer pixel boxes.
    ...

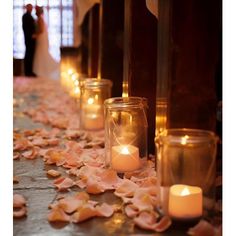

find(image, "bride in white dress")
[33,6,60,80]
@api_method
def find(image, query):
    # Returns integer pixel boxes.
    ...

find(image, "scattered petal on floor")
[13,194,26,208]
[13,176,20,184]
[47,169,61,177]
[13,152,21,160]
[58,196,84,214]
[13,138,32,151]
[114,179,139,198]
[134,211,171,233]
[47,206,70,222]
[53,177,74,191]
[71,204,97,223]
[43,149,66,166]
[153,215,172,233]
[22,147,39,159]
[13,194,27,218]
[124,204,139,218]
[13,206,27,218]
[95,203,114,217]
[187,220,221,236]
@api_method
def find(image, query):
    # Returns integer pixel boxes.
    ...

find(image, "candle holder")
[80,78,112,131]
[155,129,217,222]
[104,97,148,173]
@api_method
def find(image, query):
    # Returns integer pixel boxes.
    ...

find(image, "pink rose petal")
[187,220,220,236]
[53,177,74,191]
[13,194,26,208]
[13,206,27,218]
[47,206,70,222]
[47,169,61,177]
[95,203,114,217]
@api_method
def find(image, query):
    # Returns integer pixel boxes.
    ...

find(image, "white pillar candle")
[111,145,140,172]
[168,184,203,220]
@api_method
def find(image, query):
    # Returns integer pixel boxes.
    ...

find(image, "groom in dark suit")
[22,4,36,77]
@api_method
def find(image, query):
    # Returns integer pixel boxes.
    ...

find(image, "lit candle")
[84,98,101,114]
[111,145,141,172]
[83,113,104,130]
[70,86,81,99]
[82,97,104,130]
[168,184,203,220]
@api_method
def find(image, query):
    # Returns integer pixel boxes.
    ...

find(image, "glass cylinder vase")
[80,78,112,131]
[104,97,148,173]
[155,129,218,222]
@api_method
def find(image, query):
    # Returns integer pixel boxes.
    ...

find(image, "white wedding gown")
[33,16,60,80]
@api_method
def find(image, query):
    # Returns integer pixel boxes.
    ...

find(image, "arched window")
[13,0,75,61]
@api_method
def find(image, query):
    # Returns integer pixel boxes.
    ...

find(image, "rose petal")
[53,177,74,191]
[31,137,48,147]
[13,194,26,208]
[75,192,90,201]
[187,220,218,236]
[47,138,60,146]
[124,204,139,218]
[13,206,27,218]
[133,211,157,231]
[47,206,70,222]
[47,169,61,177]
[14,138,32,151]
[114,179,139,198]
[22,147,39,159]
[65,130,85,139]
[134,212,171,232]
[13,176,19,184]
[99,169,122,189]
[58,197,84,214]
[95,203,114,217]
[86,177,105,194]
[71,204,97,223]
[13,152,21,160]
[153,215,172,233]
[131,187,158,211]
[44,149,66,166]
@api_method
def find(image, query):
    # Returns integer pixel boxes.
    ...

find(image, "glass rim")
[104,97,147,109]
[82,78,113,88]
[155,128,218,144]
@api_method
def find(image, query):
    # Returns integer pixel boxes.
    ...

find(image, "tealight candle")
[83,113,104,130]
[84,98,101,114]
[111,144,141,172]
[168,184,203,220]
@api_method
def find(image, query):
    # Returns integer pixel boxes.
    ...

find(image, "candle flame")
[71,74,77,81]
[87,98,94,105]
[181,187,190,196]
[74,80,79,86]
[181,135,189,145]
[74,86,80,94]
[67,69,73,75]
[121,146,130,155]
